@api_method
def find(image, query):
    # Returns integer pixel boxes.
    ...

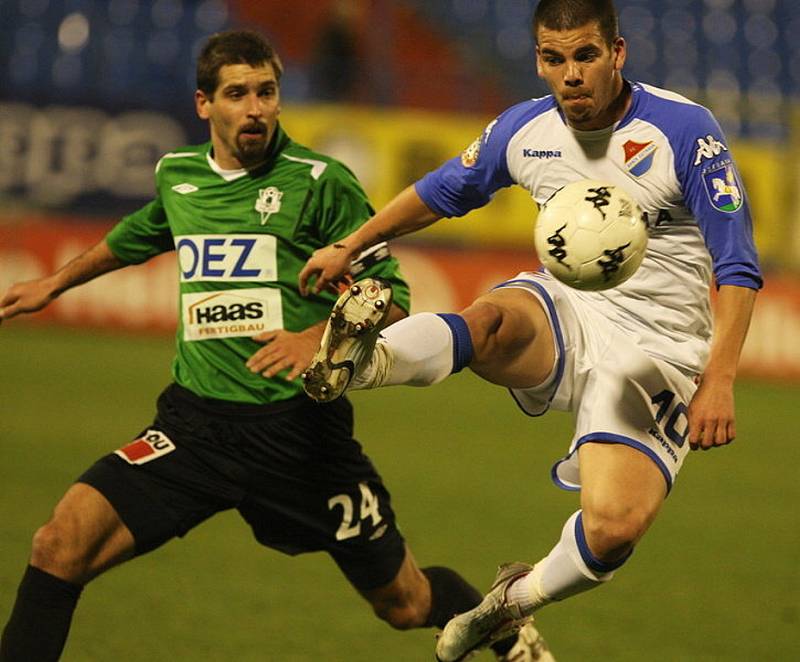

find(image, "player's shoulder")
[280,139,357,184]
[154,143,209,176]
[490,95,560,141]
[631,82,718,133]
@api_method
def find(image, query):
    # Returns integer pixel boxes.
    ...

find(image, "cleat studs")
[330,312,337,320]
[350,285,361,295]
[301,371,308,381]
[320,385,329,396]
[374,299,385,310]
[354,322,364,333]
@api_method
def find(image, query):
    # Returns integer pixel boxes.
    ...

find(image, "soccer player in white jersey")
[299,0,762,659]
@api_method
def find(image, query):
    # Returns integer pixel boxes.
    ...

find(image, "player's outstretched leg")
[303,278,393,402]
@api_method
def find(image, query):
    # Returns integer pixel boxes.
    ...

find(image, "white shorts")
[496,271,696,494]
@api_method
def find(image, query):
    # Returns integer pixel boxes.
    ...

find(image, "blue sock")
[436,313,474,373]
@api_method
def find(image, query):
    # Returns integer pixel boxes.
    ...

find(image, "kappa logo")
[115,430,175,465]
[255,186,283,224]
[172,183,198,195]
[693,135,728,166]
[522,149,562,159]
[623,140,657,177]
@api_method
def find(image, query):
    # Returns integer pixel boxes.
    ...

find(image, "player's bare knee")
[374,603,425,630]
[30,519,88,582]
[460,300,502,357]
[370,591,427,630]
[582,507,650,562]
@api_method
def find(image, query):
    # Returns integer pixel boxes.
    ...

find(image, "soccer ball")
[534,180,648,291]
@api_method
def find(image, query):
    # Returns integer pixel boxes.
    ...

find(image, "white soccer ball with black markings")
[534,180,648,291]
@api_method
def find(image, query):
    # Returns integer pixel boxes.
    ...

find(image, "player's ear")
[612,37,626,72]
[195,90,210,120]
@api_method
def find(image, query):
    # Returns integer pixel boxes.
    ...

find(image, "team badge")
[115,430,176,465]
[255,186,283,224]
[702,161,742,212]
[623,140,657,177]
[461,136,481,167]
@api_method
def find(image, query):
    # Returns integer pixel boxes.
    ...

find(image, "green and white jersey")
[106,125,410,404]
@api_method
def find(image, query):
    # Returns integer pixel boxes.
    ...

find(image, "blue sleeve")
[414,105,528,217]
[670,106,762,290]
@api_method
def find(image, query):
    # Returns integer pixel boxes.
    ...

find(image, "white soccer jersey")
[416,82,762,375]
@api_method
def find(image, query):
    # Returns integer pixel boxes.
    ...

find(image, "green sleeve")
[317,163,410,313]
[105,197,174,264]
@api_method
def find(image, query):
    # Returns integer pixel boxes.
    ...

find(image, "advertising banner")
[1,220,798,382]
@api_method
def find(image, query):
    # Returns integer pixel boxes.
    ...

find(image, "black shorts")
[78,384,406,591]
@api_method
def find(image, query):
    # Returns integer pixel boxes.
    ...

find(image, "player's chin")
[564,106,594,124]
[237,141,268,165]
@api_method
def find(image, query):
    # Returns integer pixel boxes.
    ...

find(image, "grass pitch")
[1,323,798,661]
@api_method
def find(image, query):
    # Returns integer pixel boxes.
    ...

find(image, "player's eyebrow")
[540,44,602,58]
[539,47,564,57]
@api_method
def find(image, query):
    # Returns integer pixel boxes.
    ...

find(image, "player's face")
[195,63,281,169]
[536,21,627,130]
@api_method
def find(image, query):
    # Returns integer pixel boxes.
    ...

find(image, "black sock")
[421,566,519,657]
[0,565,83,662]
[422,566,482,629]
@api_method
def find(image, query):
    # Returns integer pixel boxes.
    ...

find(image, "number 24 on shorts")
[328,482,384,541]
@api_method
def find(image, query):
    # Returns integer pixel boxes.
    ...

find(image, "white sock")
[506,511,618,612]
[378,312,456,386]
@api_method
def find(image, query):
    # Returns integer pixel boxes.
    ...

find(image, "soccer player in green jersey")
[0,31,548,661]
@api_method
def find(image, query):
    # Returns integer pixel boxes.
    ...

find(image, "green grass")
[1,323,798,661]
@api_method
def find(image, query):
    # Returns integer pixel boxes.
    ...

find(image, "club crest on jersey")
[255,186,283,224]
[115,430,176,465]
[461,136,482,168]
[702,161,742,212]
[623,140,656,177]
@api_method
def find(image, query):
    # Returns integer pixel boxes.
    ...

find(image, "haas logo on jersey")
[182,287,283,341]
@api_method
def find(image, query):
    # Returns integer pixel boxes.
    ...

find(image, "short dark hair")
[196,30,284,97]
[533,0,619,47]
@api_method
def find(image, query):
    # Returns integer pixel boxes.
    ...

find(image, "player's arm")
[687,284,757,450]
[674,107,763,450]
[0,239,126,323]
[299,185,441,295]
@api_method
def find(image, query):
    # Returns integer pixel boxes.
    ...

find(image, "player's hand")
[0,277,59,325]
[246,326,325,381]
[298,242,358,296]
[686,374,736,451]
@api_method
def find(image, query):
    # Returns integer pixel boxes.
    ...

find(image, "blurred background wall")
[1,0,799,379]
